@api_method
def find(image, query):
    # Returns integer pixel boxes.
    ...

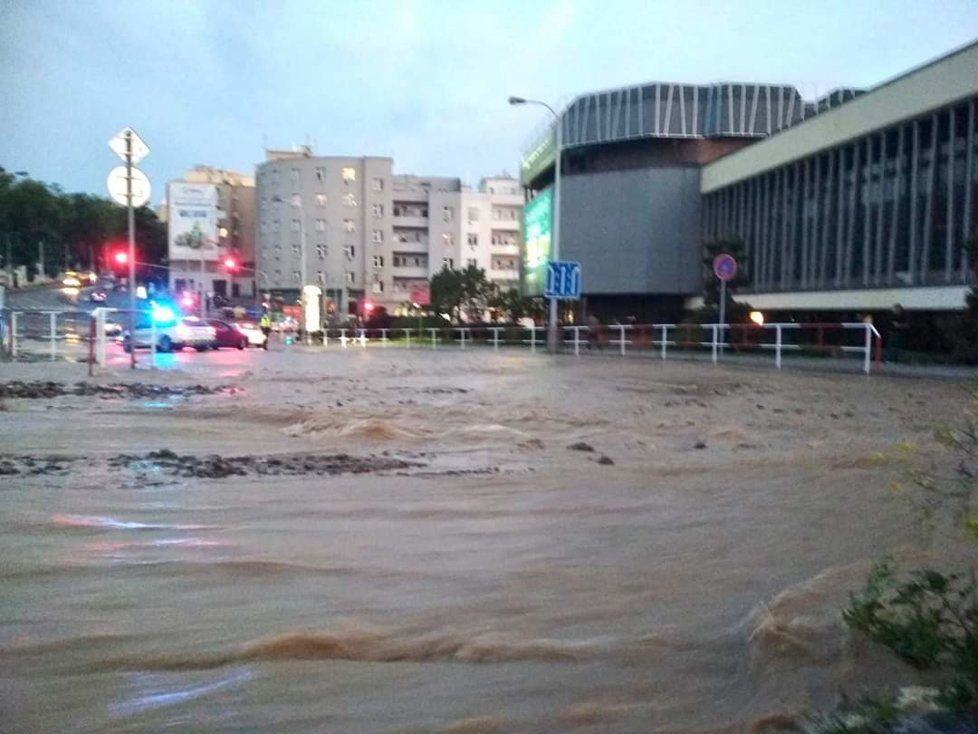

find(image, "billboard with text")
[167,182,219,261]
[522,186,553,297]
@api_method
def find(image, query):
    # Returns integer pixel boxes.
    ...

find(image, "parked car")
[207,319,248,350]
[234,321,267,348]
[122,312,215,353]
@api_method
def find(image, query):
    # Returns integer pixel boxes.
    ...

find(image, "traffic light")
[113,250,128,266]
[223,255,239,273]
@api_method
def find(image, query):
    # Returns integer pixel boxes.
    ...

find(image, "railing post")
[10,311,17,357]
[458,328,467,349]
[491,327,500,351]
[863,323,872,375]
[87,315,95,376]
[380,328,388,347]
[618,324,626,356]
[529,327,537,353]
[429,328,437,349]
[150,317,157,365]
[775,325,783,370]
[573,327,580,356]
[323,329,329,348]
[711,324,718,364]
[339,328,348,348]
[49,311,57,360]
[660,324,668,360]
[403,328,411,348]
[358,329,366,348]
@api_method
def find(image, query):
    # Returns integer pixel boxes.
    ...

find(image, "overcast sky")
[2,0,977,200]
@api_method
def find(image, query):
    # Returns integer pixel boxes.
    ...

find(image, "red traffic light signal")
[223,256,238,271]
[113,251,128,266]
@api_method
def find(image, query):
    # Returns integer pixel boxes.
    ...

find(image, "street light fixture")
[509,95,562,354]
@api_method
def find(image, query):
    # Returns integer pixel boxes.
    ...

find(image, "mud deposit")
[0,350,970,733]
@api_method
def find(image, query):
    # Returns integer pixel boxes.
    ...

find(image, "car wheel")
[236,339,245,350]
[123,338,132,354]
[157,336,172,353]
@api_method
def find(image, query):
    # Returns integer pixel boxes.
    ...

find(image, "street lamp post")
[509,95,562,354]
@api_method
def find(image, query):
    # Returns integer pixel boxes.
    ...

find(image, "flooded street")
[0,349,968,732]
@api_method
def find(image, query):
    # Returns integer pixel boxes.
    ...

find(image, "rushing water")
[0,350,965,732]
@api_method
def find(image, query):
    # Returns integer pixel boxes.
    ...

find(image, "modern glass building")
[701,41,978,313]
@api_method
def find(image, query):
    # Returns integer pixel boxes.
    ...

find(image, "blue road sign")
[545,260,582,300]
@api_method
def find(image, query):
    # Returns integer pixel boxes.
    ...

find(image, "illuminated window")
[343,193,357,207]
[315,193,327,207]
[341,167,356,183]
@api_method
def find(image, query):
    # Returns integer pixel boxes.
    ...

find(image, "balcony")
[392,264,429,278]
[490,243,520,256]
[491,218,520,232]
[392,235,429,252]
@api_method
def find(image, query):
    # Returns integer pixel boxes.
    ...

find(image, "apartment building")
[255,148,393,317]
[255,146,523,318]
[390,174,522,314]
[165,166,256,299]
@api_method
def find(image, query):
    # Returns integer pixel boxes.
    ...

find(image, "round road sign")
[106,166,151,207]
[712,253,738,282]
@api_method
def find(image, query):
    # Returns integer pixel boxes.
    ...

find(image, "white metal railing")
[11,313,882,376]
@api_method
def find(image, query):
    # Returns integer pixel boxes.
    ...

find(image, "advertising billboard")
[167,182,219,261]
[522,186,553,296]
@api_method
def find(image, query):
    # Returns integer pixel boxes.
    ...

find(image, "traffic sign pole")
[126,130,136,369]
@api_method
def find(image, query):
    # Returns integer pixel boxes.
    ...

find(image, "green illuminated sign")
[522,187,553,296]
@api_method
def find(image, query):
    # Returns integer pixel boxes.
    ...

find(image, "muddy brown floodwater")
[0,349,971,732]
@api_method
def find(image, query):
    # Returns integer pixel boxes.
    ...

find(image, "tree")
[429,264,494,322]
[487,286,542,323]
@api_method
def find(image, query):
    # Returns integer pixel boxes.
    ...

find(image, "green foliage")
[0,165,165,277]
[429,264,493,322]
[842,561,978,712]
[486,287,543,323]
[810,696,903,734]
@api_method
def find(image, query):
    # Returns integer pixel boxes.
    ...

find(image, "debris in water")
[567,442,595,452]
[0,381,240,400]
[109,450,422,478]
[596,456,615,465]
[694,441,708,449]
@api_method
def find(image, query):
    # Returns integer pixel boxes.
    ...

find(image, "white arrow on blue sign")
[545,260,582,300]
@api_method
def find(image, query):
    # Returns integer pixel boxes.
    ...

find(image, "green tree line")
[0,166,165,279]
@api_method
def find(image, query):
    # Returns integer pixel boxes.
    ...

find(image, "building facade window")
[345,271,355,284]
[372,281,384,294]
[441,232,454,246]
[341,167,356,183]
[291,194,302,207]
[467,233,478,246]
[316,244,327,259]
[371,256,384,269]
[467,207,479,223]
[343,219,355,232]
[343,193,357,207]
[467,258,478,268]
[290,168,300,188]
[292,270,301,282]
[317,271,325,284]
[442,206,454,222]
[291,244,301,257]
[371,177,384,192]
[344,245,355,259]
[315,193,327,207]
[372,229,383,243]
[290,219,301,232]
[313,219,324,231]
[372,203,384,218]
[442,257,454,269]
[315,167,325,183]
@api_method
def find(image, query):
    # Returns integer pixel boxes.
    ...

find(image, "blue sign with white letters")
[545,260,582,300]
